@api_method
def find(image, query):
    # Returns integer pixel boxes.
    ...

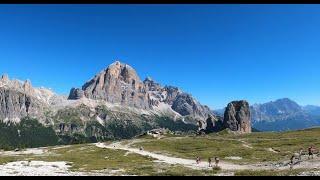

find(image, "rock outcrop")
[223,100,251,133]
[68,88,85,100]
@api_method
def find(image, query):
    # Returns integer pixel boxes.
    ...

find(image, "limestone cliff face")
[0,75,49,122]
[69,61,150,109]
[172,93,212,118]
[0,88,34,121]
[223,100,252,133]
[69,61,215,122]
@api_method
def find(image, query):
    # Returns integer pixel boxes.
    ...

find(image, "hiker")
[196,157,201,164]
[208,157,212,167]
[215,157,220,167]
[290,155,295,170]
[308,146,314,160]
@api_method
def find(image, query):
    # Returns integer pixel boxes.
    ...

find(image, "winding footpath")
[95,141,261,171]
[95,140,320,172]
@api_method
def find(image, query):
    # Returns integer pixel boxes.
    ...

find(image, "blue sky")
[1,4,320,109]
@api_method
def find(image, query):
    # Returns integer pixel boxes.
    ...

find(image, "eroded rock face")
[68,88,85,100]
[172,93,212,118]
[0,75,57,123]
[223,100,251,133]
[197,115,224,134]
[77,61,149,109]
[0,88,44,122]
[163,86,181,105]
[69,61,215,121]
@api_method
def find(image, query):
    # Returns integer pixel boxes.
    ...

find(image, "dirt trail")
[238,140,253,149]
[96,141,262,171]
[96,140,320,172]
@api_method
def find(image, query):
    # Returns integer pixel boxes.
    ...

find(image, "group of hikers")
[290,145,318,169]
[119,144,318,170]
[194,145,318,170]
[196,156,220,168]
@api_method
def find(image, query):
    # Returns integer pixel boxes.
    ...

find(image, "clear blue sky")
[1,4,320,109]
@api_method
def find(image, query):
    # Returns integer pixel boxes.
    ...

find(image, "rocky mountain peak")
[251,98,320,132]
[251,98,303,123]
[23,79,33,93]
[106,61,141,84]
[75,61,148,109]
[273,98,301,111]
[1,74,9,82]
[144,77,153,82]
[0,75,57,105]
[68,60,215,122]
[143,77,161,92]
[0,77,47,123]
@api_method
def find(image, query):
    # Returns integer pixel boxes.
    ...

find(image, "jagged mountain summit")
[251,98,302,122]
[69,61,148,109]
[251,98,320,131]
[0,74,60,123]
[0,74,56,104]
[68,61,214,124]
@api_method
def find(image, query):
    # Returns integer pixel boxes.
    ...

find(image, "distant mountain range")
[302,105,320,117]
[215,98,320,132]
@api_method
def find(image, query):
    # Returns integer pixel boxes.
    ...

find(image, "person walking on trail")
[308,146,314,160]
[290,155,295,170]
[140,146,144,151]
[196,157,201,165]
[215,157,220,167]
[208,157,212,167]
